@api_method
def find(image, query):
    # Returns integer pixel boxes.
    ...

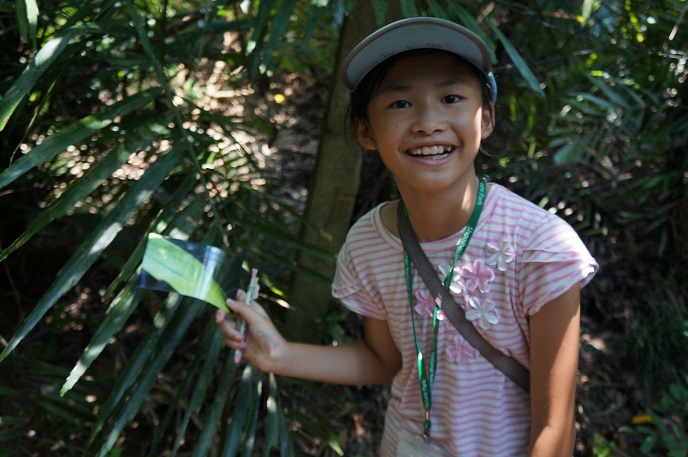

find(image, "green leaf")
[241,373,262,457]
[553,137,588,165]
[147,326,208,457]
[485,18,544,97]
[425,0,449,20]
[101,173,198,301]
[141,234,229,311]
[0,87,161,189]
[343,0,357,15]
[0,24,99,131]
[169,323,225,457]
[0,120,159,262]
[96,298,203,457]
[371,0,387,27]
[259,0,297,72]
[246,0,274,55]
[263,380,280,457]
[192,354,242,457]
[263,374,292,457]
[89,225,224,447]
[399,0,418,19]
[0,147,182,363]
[447,4,497,62]
[575,92,618,111]
[587,74,635,110]
[87,293,182,446]
[220,365,260,457]
[230,216,335,261]
[15,0,39,50]
[581,0,594,25]
[64,195,207,397]
[60,284,144,396]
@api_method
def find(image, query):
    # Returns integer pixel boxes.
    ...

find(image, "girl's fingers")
[224,336,246,350]
[225,295,266,320]
[215,309,244,340]
[216,289,274,356]
[215,310,246,351]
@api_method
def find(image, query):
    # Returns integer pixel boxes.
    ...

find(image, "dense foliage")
[0,0,686,456]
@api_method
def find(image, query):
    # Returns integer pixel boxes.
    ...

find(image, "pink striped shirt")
[332,183,598,456]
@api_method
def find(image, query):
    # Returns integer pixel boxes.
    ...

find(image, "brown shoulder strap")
[397,202,530,392]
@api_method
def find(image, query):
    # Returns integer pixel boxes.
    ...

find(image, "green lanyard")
[403,179,486,441]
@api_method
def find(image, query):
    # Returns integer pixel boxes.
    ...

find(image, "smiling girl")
[217,17,598,456]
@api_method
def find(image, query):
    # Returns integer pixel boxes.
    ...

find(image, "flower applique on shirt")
[414,288,445,322]
[446,335,478,365]
[464,295,500,330]
[438,263,464,295]
[486,239,515,272]
[460,259,495,293]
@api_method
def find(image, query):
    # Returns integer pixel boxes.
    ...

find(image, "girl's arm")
[216,291,402,385]
[528,284,581,457]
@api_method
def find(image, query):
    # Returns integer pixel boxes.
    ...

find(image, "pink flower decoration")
[486,239,515,272]
[465,296,500,330]
[413,289,445,321]
[446,335,478,365]
[438,263,464,294]
[460,259,495,293]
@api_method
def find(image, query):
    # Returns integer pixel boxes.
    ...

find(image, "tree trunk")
[286,1,402,341]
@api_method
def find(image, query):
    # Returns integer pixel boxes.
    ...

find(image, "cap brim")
[340,17,493,90]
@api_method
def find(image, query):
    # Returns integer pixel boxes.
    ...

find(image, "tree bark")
[287,1,402,341]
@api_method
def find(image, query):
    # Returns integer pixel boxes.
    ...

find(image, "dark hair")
[346,49,494,133]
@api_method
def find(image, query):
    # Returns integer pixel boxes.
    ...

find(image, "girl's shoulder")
[342,201,402,253]
[486,182,551,217]
[482,183,550,229]
[347,201,398,237]
[482,183,585,249]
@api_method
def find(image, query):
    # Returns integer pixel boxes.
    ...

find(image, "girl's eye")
[443,94,462,104]
[389,100,411,109]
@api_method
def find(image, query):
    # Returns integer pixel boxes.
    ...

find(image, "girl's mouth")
[407,145,454,157]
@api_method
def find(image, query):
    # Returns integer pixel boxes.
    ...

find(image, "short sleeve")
[518,214,598,316]
[332,241,387,320]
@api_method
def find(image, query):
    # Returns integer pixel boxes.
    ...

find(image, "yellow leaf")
[631,414,653,425]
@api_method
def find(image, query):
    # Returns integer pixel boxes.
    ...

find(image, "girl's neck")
[397,177,481,242]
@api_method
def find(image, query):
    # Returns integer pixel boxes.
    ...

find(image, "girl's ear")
[355,119,377,151]
[481,103,496,140]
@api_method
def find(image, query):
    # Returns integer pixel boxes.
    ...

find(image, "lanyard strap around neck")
[403,179,486,439]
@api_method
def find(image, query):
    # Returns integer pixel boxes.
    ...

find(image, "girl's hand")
[217,294,401,385]
[215,290,286,372]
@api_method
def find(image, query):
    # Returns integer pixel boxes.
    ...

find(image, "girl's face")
[355,51,494,197]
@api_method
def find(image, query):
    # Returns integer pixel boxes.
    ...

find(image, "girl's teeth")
[412,146,447,156]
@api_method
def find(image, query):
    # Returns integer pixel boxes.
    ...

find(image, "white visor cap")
[340,17,496,102]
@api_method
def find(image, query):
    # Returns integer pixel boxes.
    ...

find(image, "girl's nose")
[411,105,447,134]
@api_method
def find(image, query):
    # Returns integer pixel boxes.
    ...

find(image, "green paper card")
[138,234,241,310]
